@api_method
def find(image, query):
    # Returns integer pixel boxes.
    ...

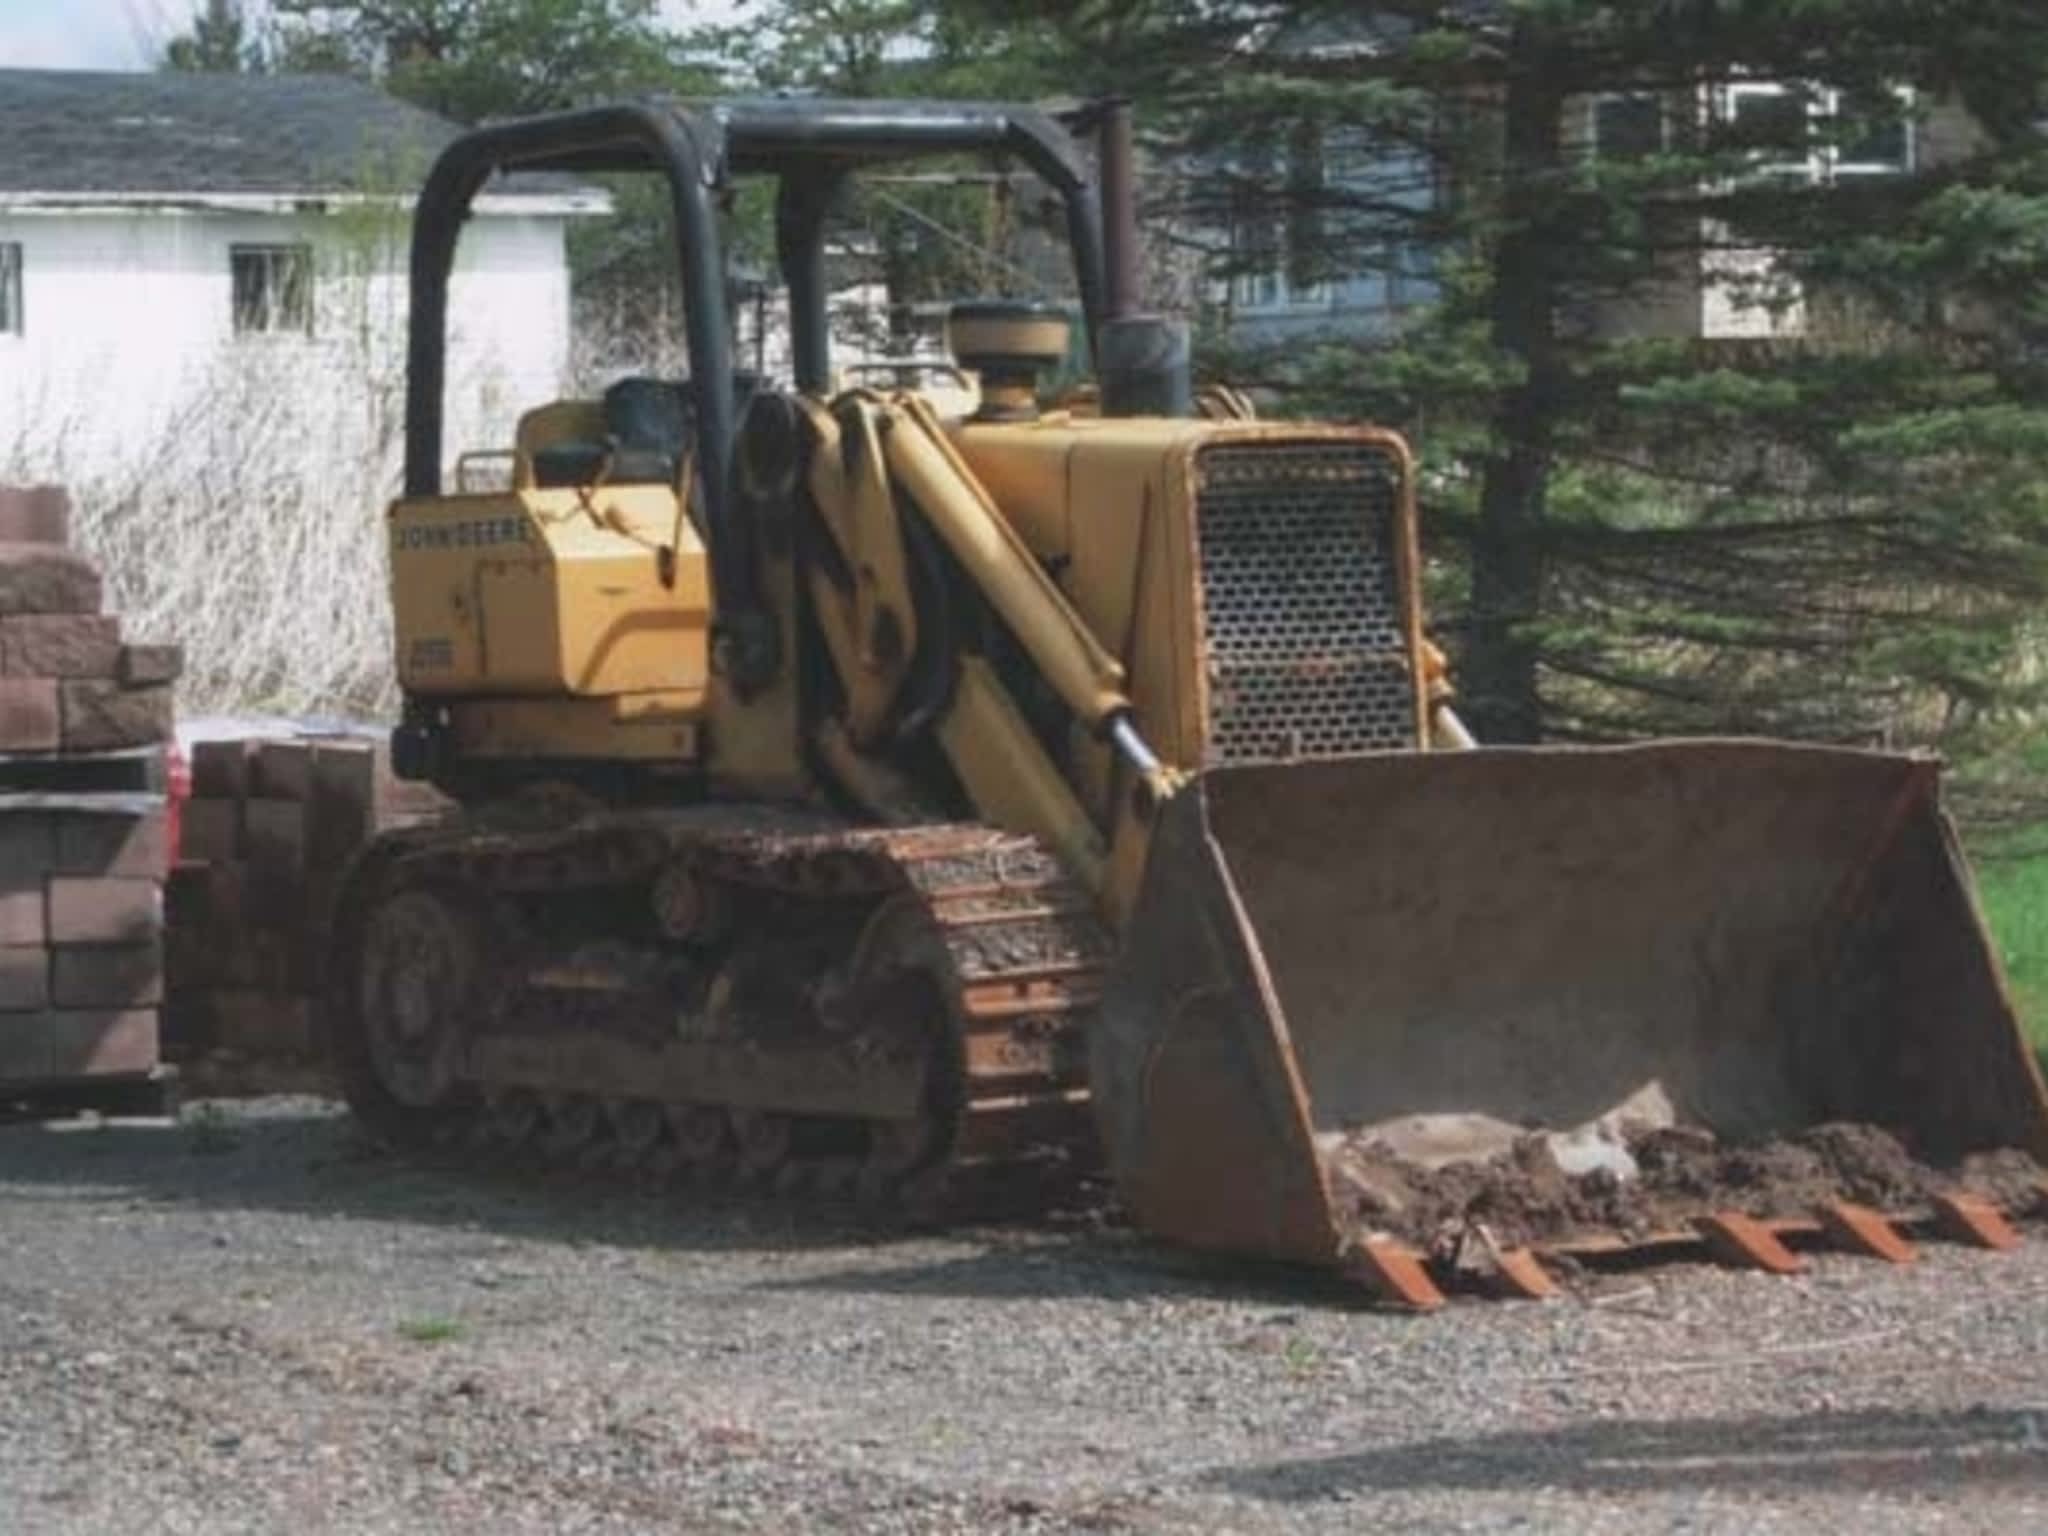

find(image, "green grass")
[396,1316,466,1345]
[1973,841,2048,1072]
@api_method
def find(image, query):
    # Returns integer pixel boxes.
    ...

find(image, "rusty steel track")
[326,809,1111,1216]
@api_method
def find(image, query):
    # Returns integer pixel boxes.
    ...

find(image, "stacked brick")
[0,489,177,758]
[165,735,444,1075]
[0,486,179,1110]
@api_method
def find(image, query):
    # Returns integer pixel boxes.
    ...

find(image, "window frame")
[1588,92,1669,162]
[1721,81,1821,182]
[1831,87,1917,178]
[230,242,315,337]
[0,243,21,337]
[1229,264,1331,314]
[1713,80,1917,185]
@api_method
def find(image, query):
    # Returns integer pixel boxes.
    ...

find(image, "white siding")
[0,202,573,487]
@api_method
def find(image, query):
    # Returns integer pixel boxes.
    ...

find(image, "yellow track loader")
[331,97,2048,1303]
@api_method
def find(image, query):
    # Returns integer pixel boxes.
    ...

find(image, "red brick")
[54,808,169,878]
[0,677,60,750]
[51,943,163,1008]
[0,487,71,545]
[189,739,255,800]
[116,643,183,686]
[252,741,313,800]
[0,946,49,1010]
[44,1008,160,1077]
[163,901,216,991]
[0,889,43,945]
[45,877,160,944]
[199,856,254,930]
[309,743,375,863]
[243,797,308,880]
[177,798,240,864]
[0,615,121,678]
[163,861,210,929]
[0,544,101,616]
[1,814,57,881]
[162,861,253,990]
[59,680,172,751]
[186,861,295,986]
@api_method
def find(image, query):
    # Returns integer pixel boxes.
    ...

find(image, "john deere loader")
[331,97,2048,1303]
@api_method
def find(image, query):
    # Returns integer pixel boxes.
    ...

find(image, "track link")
[328,809,1111,1219]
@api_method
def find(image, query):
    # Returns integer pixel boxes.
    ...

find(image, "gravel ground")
[2,1096,2045,1534]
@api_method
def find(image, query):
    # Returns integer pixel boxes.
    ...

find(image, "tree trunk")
[1465,38,1565,743]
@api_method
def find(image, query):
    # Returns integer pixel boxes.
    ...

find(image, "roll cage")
[404,98,1114,687]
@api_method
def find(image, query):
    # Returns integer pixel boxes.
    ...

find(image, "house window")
[231,244,312,335]
[1716,82,1915,183]
[1387,241,1436,309]
[1591,94,1666,160]
[1230,266,1330,313]
[0,244,21,336]
[1834,89,1916,176]
[1724,83,1816,179]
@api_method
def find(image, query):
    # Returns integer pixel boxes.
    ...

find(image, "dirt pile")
[1325,1121,2045,1254]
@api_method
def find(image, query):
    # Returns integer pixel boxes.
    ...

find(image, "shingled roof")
[0,68,582,200]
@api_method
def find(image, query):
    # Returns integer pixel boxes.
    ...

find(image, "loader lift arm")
[797,387,1175,892]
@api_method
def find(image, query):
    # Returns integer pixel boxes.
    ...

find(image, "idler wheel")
[356,886,479,1114]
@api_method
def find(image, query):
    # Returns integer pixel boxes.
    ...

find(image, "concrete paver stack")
[165,733,445,1079]
[0,485,180,1112]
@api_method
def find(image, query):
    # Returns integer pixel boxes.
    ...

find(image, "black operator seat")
[530,376,696,488]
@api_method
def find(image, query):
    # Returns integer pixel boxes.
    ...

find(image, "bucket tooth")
[1342,1238,1445,1311]
[1697,1211,1807,1275]
[1931,1192,2021,1251]
[1448,1228,1561,1300]
[1816,1202,1918,1264]
[1487,1247,1561,1301]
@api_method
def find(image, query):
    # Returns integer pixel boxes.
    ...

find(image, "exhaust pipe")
[1094,98,1191,418]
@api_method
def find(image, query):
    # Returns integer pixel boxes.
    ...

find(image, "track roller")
[608,1098,666,1170]
[731,1109,794,1182]
[544,1095,604,1160]
[486,1087,543,1148]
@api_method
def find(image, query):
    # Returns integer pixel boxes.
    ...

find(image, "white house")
[0,69,605,719]
[0,68,605,487]
[1201,14,1939,353]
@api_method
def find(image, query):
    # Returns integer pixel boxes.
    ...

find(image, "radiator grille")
[1194,442,1416,764]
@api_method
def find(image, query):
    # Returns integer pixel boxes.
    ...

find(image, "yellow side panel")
[546,491,712,698]
[953,416,1211,772]
[953,420,1076,564]
[476,560,560,685]
[390,486,711,710]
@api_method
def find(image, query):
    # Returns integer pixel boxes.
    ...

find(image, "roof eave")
[0,189,612,217]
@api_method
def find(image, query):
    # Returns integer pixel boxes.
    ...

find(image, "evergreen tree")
[680,1,1112,351]
[963,1,2048,798]
[163,0,263,73]
[266,0,688,121]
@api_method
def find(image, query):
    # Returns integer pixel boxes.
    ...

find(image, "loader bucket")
[1094,741,2048,1273]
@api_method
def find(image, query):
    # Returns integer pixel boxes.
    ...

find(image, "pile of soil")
[1324,1121,2046,1255]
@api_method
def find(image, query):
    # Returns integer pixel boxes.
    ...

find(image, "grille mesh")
[1195,442,1416,764]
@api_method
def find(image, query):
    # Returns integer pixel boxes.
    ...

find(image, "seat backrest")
[603,377,695,483]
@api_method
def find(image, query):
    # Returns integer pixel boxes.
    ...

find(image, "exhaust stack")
[1095,98,1190,418]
